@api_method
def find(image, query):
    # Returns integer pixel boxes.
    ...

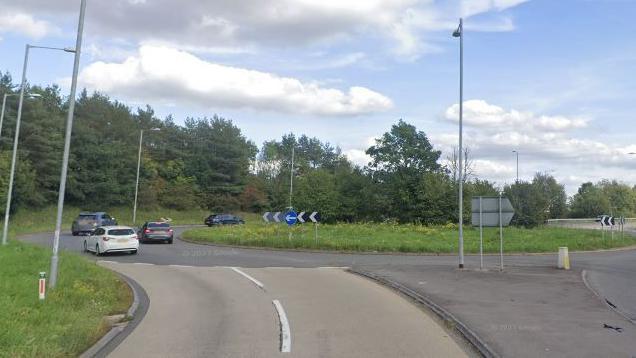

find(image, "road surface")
[97,262,468,357]
[21,228,636,357]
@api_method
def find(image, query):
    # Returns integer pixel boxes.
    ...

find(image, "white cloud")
[2,0,528,59]
[445,99,588,132]
[437,99,636,193]
[344,149,372,167]
[78,45,393,116]
[0,12,59,38]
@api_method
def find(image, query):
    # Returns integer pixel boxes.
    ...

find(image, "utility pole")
[50,0,86,288]
[453,18,464,269]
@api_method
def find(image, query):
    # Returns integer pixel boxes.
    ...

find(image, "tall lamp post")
[0,93,41,140]
[453,18,464,269]
[133,128,160,225]
[0,93,41,245]
[49,0,87,288]
[1,45,74,248]
[512,150,519,183]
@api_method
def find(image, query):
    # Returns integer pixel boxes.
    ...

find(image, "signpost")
[262,211,321,244]
[285,210,298,226]
[471,195,515,270]
[597,215,623,239]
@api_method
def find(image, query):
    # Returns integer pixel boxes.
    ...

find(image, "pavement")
[97,262,469,357]
[20,228,636,357]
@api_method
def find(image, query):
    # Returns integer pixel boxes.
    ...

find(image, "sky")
[0,0,635,195]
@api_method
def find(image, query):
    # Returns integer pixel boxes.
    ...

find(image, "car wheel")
[72,231,78,236]
[95,244,101,256]
[83,241,88,253]
[168,239,173,244]
[130,249,137,255]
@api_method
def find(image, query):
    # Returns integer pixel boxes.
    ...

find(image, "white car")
[84,226,139,255]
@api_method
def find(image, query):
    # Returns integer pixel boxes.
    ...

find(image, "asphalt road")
[20,228,636,321]
[20,227,636,356]
[96,262,468,357]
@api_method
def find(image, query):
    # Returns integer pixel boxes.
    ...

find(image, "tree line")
[0,72,633,226]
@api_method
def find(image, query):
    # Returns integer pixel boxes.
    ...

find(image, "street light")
[512,150,519,183]
[133,127,161,225]
[1,43,76,247]
[453,18,464,269]
[0,92,41,140]
[49,0,86,288]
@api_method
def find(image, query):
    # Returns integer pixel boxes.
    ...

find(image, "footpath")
[360,261,636,358]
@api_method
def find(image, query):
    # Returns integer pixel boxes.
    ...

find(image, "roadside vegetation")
[3,72,636,232]
[2,205,210,238]
[0,241,132,357]
[182,222,636,253]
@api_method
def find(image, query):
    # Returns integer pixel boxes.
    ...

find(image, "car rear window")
[79,214,97,220]
[108,229,135,236]
[148,222,170,228]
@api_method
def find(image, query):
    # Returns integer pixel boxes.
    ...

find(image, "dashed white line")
[169,264,194,268]
[272,299,291,353]
[230,267,265,289]
[97,260,118,264]
[317,266,350,270]
[132,262,154,266]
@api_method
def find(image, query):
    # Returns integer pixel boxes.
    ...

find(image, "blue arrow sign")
[285,211,298,226]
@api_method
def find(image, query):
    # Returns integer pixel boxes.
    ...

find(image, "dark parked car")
[209,214,244,226]
[72,212,117,236]
[138,221,174,244]
[204,214,217,227]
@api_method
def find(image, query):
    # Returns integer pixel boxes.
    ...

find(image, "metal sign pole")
[479,196,483,270]
[314,223,318,247]
[499,193,503,271]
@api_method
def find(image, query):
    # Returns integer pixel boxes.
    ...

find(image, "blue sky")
[1,0,635,194]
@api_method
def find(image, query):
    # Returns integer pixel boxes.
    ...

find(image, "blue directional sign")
[285,211,298,226]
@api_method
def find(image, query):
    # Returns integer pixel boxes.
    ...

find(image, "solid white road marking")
[230,267,265,289]
[317,266,350,270]
[132,262,154,266]
[97,260,118,264]
[169,264,194,268]
[272,299,291,353]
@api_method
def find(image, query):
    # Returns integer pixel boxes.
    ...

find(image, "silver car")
[72,212,117,236]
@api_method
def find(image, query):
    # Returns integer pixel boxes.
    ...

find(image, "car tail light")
[144,229,151,233]
[102,236,110,241]
[168,229,173,233]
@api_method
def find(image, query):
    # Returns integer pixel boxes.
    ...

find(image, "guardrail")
[546,218,636,229]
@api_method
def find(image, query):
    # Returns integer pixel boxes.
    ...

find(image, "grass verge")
[181,222,636,254]
[0,241,131,357]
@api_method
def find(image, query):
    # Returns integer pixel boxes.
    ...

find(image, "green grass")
[0,241,131,357]
[181,221,636,254]
[2,205,212,238]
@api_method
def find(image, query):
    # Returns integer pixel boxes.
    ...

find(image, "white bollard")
[558,247,570,270]
[39,272,46,300]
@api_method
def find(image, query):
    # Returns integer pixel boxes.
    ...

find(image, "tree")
[569,182,610,218]
[365,120,450,223]
[446,146,474,183]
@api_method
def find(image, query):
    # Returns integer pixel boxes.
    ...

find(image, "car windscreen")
[108,229,135,236]
[148,222,170,228]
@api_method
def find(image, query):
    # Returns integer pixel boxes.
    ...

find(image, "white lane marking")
[132,262,154,266]
[230,267,264,289]
[317,266,350,269]
[272,299,291,353]
[169,264,194,268]
[97,260,118,264]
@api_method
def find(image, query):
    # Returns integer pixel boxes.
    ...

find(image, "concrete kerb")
[79,271,147,358]
[348,268,500,358]
[581,269,636,326]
